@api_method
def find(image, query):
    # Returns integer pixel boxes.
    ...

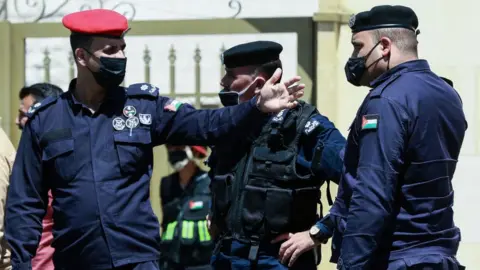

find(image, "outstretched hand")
[255,68,305,113]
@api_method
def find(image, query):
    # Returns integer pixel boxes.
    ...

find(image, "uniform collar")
[67,79,125,112]
[369,59,430,88]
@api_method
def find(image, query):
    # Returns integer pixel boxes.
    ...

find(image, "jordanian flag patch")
[189,201,204,210]
[361,114,379,130]
[164,99,183,112]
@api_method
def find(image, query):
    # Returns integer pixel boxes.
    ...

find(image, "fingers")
[278,239,293,261]
[271,232,291,244]
[266,68,283,85]
[283,76,302,88]
[290,91,304,101]
[287,83,305,95]
[288,249,303,267]
[281,244,296,265]
[284,100,299,109]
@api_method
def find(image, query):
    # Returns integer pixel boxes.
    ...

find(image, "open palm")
[255,68,305,113]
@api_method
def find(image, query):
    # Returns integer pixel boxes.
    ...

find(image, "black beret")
[222,41,283,69]
[349,5,419,34]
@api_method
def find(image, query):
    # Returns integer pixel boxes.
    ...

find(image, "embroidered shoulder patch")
[164,99,183,112]
[304,119,320,135]
[26,97,58,118]
[126,83,159,98]
[361,114,379,130]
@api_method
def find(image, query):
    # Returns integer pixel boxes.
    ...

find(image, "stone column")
[313,1,350,269]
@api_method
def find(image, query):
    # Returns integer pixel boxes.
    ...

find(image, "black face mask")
[218,79,258,107]
[84,49,127,89]
[218,89,241,107]
[344,41,381,87]
[168,150,188,165]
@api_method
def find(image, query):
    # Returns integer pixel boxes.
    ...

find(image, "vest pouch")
[291,187,320,232]
[211,174,233,218]
[250,147,295,180]
[178,220,213,266]
[265,188,293,234]
[160,220,178,248]
[182,196,211,221]
[241,185,266,235]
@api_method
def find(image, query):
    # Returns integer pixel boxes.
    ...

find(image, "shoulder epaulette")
[26,96,58,118]
[126,83,159,98]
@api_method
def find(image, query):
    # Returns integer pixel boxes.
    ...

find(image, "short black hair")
[69,33,94,53]
[372,28,418,56]
[19,83,64,102]
[254,59,283,82]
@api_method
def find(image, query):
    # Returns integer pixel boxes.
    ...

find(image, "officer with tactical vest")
[207,41,346,270]
[160,145,213,270]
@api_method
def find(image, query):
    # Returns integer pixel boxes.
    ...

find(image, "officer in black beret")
[316,5,466,270]
[207,41,346,269]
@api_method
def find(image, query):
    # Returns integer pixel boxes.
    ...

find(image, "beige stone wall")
[316,0,480,269]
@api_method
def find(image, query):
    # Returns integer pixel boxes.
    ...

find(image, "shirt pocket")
[113,129,152,174]
[42,138,76,182]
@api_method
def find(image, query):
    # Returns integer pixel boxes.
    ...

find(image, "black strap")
[326,179,334,206]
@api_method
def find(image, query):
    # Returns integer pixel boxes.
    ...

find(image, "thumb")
[266,68,282,85]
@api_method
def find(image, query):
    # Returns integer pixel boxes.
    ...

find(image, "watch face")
[310,225,320,235]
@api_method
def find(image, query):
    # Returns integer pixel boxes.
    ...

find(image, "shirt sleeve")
[0,129,15,267]
[298,114,346,183]
[153,97,266,146]
[5,121,48,270]
[339,97,408,269]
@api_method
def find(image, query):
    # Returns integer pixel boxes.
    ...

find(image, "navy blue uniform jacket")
[330,60,467,269]
[5,80,268,269]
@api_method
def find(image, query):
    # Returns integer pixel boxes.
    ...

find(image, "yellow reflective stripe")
[198,220,206,242]
[204,220,211,241]
[163,221,177,240]
[182,221,188,239]
[182,220,195,239]
[197,220,211,242]
[188,221,194,239]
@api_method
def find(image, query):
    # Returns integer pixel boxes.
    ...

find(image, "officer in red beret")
[159,145,212,270]
[4,8,306,270]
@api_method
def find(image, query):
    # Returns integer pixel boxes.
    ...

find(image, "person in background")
[0,126,15,270]
[16,83,63,270]
[160,145,212,270]
[16,83,64,130]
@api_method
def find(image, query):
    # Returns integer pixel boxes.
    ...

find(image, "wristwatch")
[309,224,328,244]
[309,215,334,244]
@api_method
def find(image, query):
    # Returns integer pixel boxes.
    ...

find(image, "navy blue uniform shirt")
[5,80,268,270]
[329,60,467,269]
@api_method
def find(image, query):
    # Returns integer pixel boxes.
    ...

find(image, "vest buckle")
[248,235,260,262]
[268,128,284,148]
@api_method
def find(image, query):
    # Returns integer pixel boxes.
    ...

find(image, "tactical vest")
[210,102,325,259]
[160,173,213,267]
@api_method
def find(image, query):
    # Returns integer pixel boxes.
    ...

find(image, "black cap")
[222,41,283,69]
[349,5,419,34]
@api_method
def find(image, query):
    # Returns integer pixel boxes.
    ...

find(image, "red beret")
[191,146,208,157]
[62,9,130,38]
